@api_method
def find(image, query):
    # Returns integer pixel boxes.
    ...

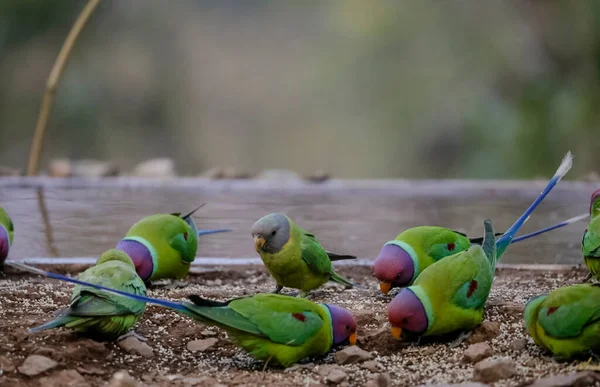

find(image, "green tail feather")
[29,315,79,333]
[481,219,497,269]
[329,271,362,289]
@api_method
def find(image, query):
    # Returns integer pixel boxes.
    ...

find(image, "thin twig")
[27,0,102,176]
[37,187,59,257]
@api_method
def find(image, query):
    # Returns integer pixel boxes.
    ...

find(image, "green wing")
[426,229,471,262]
[298,232,332,276]
[230,294,325,346]
[537,285,600,339]
[74,262,147,316]
[185,294,325,346]
[582,221,600,257]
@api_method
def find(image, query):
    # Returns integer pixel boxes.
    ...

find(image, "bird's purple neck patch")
[116,238,154,281]
[0,225,9,262]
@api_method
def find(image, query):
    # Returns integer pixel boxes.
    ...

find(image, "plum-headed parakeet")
[6,262,358,368]
[251,213,357,297]
[116,206,232,283]
[582,189,600,281]
[524,283,600,360]
[387,151,573,343]
[27,249,147,342]
[374,213,589,294]
[0,205,14,273]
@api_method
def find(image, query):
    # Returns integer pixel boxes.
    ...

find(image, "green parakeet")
[525,283,600,359]
[0,205,14,273]
[116,206,232,282]
[6,262,358,368]
[387,151,573,342]
[375,213,589,294]
[251,213,357,297]
[28,249,147,342]
[582,189,600,280]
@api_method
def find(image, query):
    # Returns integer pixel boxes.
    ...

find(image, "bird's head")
[96,248,137,268]
[323,303,357,346]
[590,189,600,216]
[251,213,290,254]
[387,288,429,339]
[0,223,9,261]
[373,241,416,295]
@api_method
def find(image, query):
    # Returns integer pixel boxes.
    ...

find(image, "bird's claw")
[165,279,189,289]
[117,330,147,342]
[448,331,472,348]
[272,285,283,294]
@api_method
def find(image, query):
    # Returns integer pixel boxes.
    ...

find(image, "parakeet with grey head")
[27,249,147,342]
[0,205,14,274]
[116,205,232,283]
[7,261,358,368]
[387,151,573,343]
[251,213,357,297]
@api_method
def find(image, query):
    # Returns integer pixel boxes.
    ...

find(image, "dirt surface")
[0,265,598,387]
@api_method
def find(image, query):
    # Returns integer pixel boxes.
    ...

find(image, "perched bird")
[0,205,14,273]
[524,283,600,360]
[251,213,357,297]
[387,151,573,343]
[116,206,232,283]
[375,213,589,294]
[582,189,600,281]
[6,261,357,368]
[27,249,147,342]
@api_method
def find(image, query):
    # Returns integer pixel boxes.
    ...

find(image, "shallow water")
[0,177,595,265]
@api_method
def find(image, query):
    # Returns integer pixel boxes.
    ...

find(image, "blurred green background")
[1,0,599,179]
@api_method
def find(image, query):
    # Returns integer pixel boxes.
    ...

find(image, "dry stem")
[27,0,102,176]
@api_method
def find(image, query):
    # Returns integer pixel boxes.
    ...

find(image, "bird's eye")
[183,232,188,241]
[271,230,277,236]
[345,325,350,330]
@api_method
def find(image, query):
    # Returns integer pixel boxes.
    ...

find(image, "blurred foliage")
[0,0,599,179]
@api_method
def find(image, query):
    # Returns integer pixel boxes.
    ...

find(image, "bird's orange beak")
[349,332,357,346]
[379,281,392,295]
[254,235,266,252]
[390,326,402,339]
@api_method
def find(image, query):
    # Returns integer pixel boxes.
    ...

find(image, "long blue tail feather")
[511,213,588,243]
[197,229,233,236]
[495,151,573,258]
[6,262,187,312]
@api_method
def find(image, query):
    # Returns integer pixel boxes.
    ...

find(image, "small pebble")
[186,338,218,352]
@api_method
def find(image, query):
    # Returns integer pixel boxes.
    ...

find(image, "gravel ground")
[0,265,598,387]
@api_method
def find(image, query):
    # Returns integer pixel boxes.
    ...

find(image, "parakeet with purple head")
[582,189,600,281]
[387,151,573,343]
[0,205,14,273]
[116,205,232,283]
[251,213,357,297]
[374,212,588,294]
[524,283,600,360]
[6,261,358,368]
